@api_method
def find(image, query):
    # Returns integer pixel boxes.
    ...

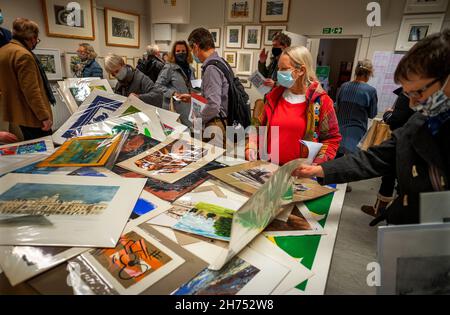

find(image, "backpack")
[203,59,252,129]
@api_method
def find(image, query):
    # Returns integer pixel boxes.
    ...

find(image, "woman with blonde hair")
[247,45,342,166]
[155,40,195,127]
[335,59,378,155]
[76,43,103,78]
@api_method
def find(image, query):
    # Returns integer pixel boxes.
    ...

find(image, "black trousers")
[20,126,52,141]
[379,174,396,198]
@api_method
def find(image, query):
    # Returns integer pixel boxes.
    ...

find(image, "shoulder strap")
[203,59,234,85]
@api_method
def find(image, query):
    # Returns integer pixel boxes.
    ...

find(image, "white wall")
[0,0,152,76]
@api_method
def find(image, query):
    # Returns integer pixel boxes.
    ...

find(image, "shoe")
[346,185,352,193]
[361,196,393,218]
[361,205,377,217]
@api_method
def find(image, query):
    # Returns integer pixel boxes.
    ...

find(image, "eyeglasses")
[402,78,442,99]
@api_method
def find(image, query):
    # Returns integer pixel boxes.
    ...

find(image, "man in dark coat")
[294,29,450,225]
[136,44,165,83]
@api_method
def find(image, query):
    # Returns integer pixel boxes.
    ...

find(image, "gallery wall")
[0,0,151,77]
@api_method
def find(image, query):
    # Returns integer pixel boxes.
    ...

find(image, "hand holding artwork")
[245,148,257,162]
[292,164,325,179]
[0,131,18,144]
[41,119,53,132]
[263,79,275,88]
[259,48,269,64]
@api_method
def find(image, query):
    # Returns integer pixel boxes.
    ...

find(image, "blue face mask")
[0,13,4,25]
[277,70,296,88]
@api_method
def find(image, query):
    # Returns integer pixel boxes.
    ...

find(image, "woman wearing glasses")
[294,29,450,225]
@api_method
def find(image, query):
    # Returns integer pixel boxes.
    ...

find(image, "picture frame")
[244,25,262,49]
[378,223,450,295]
[264,25,287,46]
[63,52,81,78]
[404,0,449,14]
[41,0,95,40]
[395,14,445,51]
[226,0,255,23]
[33,48,63,81]
[238,76,252,89]
[105,7,140,48]
[236,51,254,76]
[226,25,243,48]
[208,28,221,48]
[223,51,237,68]
[260,0,291,22]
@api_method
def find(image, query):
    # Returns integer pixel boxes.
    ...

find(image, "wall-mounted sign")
[322,27,343,35]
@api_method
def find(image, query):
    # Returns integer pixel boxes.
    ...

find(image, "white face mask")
[115,66,128,81]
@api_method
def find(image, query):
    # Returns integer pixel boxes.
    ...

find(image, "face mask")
[175,52,187,64]
[0,13,4,25]
[115,66,128,81]
[278,70,296,88]
[272,48,283,57]
[419,75,450,117]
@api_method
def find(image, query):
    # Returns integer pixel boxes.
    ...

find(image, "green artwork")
[273,193,334,291]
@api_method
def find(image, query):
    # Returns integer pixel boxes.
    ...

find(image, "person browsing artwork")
[247,45,342,166]
[155,40,196,128]
[294,29,450,226]
[76,43,104,79]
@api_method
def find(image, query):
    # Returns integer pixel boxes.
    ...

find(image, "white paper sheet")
[300,140,324,164]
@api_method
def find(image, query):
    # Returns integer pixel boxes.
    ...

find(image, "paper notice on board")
[300,140,323,164]
[249,71,272,95]
[189,93,207,123]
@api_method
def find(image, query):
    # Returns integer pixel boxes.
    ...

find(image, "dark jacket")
[82,59,104,79]
[258,58,278,81]
[0,27,12,48]
[114,66,163,107]
[155,63,195,127]
[321,113,450,225]
[137,55,165,83]
[383,88,415,131]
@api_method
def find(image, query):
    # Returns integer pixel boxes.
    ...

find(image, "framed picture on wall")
[264,25,287,46]
[105,7,140,48]
[395,14,445,51]
[238,76,252,89]
[244,25,262,49]
[226,25,243,48]
[34,48,63,81]
[224,51,238,68]
[226,0,255,23]
[260,0,291,22]
[64,52,81,78]
[209,28,221,48]
[41,0,95,40]
[236,52,254,76]
[404,0,449,14]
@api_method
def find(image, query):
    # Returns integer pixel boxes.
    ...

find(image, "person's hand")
[292,164,325,179]
[259,48,269,64]
[41,120,53,132]
[263,79,275,87]
[130,93,140,98]
[177,94,192,103]
[245,148,257,162]
[0,132,18,144]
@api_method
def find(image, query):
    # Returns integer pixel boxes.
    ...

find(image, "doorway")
[313,38,359,101]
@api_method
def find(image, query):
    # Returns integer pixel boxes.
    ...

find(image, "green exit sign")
[323,27,343,35]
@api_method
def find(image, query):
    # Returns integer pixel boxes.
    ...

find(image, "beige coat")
[0,40,53,128]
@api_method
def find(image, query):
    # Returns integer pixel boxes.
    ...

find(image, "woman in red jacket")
[247,45,342,165]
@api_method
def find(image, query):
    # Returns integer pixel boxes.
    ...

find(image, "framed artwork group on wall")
[41,0,95,40]
[105,7,140,48]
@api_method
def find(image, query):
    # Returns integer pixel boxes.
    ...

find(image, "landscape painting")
[0,183,119,216]
[173,202,235,241]
[38,136,119,168]
[173,256,260,295]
